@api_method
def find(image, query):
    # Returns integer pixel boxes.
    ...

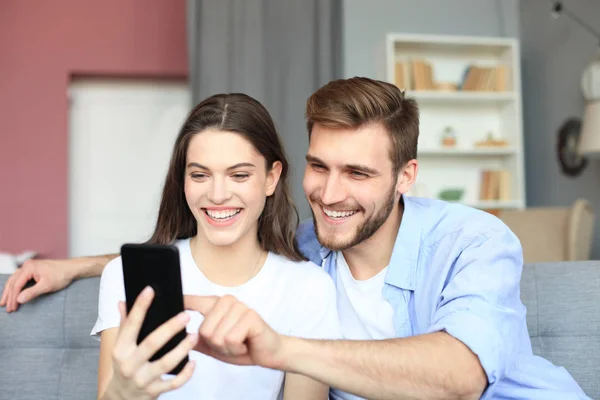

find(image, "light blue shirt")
[296,196,590,400]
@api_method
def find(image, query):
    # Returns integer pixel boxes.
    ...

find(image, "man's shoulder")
[295,218,326,265]
[407,196,516,245]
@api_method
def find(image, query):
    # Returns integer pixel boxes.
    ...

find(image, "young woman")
[91,93,340,400]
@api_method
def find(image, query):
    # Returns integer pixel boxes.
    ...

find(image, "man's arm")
[282,372,329,400]
[0,253,117,312]
[282,332,486,400]
[69,253,119,279]
[286,225,524,399]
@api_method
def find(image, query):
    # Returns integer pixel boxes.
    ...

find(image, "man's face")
[302,123,402,251]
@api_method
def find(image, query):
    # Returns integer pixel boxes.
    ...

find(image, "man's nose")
[320,173,347,205]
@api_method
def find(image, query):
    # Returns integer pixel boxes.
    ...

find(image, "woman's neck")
[189,229,267,287]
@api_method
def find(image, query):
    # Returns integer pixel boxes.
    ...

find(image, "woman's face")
[184,129,282,247]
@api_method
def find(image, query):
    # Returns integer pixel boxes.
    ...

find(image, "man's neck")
[341,200,404,281]
[190,228,266,287]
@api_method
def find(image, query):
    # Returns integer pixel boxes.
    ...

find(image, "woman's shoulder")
[267,253,333,287]
[102,255,124,279]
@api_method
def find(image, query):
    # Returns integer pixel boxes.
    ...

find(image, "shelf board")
[387,33,517,49]
[467,200,522,209]
[404,90,515,104]
[419,147,518,156]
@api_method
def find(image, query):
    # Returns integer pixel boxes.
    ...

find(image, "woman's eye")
[191,173,207,179]
[232,173,250,180]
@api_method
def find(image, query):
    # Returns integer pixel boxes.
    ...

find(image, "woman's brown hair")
[148,93,306,262]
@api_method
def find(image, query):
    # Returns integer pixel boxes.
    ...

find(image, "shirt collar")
[319,195,421,291]
[384,195,421,291]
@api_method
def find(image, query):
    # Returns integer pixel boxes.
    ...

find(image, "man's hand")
[184,295,287,370]
[0,259,73,312]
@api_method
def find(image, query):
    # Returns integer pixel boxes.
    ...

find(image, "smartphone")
[121,243,188,375]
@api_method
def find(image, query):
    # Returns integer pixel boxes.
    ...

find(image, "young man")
[1,78,589,399]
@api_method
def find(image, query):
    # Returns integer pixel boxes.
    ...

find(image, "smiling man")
[1,77,590,399]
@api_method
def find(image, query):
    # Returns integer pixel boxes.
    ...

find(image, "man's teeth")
[323,208,356,218]
[206,209,241,220]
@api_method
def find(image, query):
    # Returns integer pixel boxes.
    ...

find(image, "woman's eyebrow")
[186,162,256,170]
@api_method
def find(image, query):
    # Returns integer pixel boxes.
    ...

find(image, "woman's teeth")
[323,207,357,219]
[205,209,241,220]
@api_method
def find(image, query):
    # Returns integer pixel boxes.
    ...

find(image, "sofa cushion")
[520,261,600,398]
[0,276,100,400]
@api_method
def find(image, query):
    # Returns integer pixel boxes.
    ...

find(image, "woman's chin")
[199,227,244,247]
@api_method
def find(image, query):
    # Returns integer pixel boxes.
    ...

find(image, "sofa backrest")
[0,275,100,400]
[520,261,600,398]
[1,261,599,399]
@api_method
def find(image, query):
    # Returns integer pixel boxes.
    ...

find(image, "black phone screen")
[121,243,189,375]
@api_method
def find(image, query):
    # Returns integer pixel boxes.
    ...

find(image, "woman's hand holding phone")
[102,286,198,400]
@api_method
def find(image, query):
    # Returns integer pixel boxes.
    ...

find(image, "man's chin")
[315,228,355,251]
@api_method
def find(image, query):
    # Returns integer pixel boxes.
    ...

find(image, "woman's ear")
[265,161,283,196]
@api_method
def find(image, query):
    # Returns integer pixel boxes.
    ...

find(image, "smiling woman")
[90,93,340,400]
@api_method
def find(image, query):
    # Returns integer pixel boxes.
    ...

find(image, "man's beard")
[310,182,397,251]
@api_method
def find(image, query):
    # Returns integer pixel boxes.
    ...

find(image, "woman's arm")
[282,372,329,400]
[98,328,119,399]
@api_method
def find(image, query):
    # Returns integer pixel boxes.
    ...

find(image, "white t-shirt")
[91,238,341,400]
[330,252,396,400]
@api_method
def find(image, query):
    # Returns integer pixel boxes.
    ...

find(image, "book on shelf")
[479,169,511,201]
[459,65,507,92]
[393,60,508,92]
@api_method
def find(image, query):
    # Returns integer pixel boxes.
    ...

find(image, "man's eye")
[312,163,326,171]
[350,171,368,179]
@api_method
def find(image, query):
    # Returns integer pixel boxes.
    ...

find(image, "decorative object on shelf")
[557,117,587,177]
[474,132,509,147]
[441,126,457,147]
[438,188,464,202]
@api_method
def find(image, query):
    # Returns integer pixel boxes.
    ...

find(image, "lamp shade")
[581,53,600,100]
[578,101,600,157]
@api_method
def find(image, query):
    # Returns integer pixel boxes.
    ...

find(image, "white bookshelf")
[386,33,526,212]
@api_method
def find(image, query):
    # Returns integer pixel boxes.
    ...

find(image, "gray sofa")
[1,261,599,399]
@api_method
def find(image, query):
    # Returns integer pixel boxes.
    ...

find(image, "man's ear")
[266,161,283,196]
[396,159,418,195]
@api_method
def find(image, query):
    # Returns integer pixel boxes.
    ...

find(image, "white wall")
[68,79,191,257]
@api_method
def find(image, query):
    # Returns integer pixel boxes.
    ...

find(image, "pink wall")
[0,0,188,258]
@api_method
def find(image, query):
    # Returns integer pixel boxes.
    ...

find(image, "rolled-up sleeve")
[425,227,525,398]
